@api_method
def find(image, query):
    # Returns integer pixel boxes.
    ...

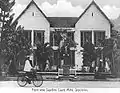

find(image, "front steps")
[56,75,77,80]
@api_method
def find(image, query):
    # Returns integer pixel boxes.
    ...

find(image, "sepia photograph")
[0,0,120,93]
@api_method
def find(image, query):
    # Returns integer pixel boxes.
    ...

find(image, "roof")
[13,0,49,24]
[13,0,113,28]
[75,0,113,26]
[48,17,78,27]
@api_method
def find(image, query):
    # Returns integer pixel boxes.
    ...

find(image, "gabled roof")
[75,0,113,26]
[48,17,78,27]
[13,0,49,24]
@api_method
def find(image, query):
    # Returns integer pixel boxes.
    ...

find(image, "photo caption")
[32,88,88,92]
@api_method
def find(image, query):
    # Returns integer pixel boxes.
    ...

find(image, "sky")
[12,0,120,19]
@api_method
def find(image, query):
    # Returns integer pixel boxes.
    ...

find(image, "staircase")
[57,65,77,80]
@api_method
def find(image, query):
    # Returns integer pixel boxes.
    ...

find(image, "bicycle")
[17,69,43,87]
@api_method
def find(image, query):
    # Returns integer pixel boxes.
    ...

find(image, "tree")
[34,42,54,71]
[0,0,31,75]
[82,40,96,68]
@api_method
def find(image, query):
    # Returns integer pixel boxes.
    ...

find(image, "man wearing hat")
[23,56,34,83]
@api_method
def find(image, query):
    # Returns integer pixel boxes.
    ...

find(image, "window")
[50,31,61,46]
[50,31,54,46]
[32,12,35,16]
[94,31,105,46]
[34,30,44,45]
[92,13,93,17]
[23,30,31,42]
[67,32,74,40]
[50,31,74,46]
[0,32,1,42]
[0,22,2,27]
[81,31,92,47]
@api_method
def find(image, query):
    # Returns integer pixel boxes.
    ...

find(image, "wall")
[17,3,50,43]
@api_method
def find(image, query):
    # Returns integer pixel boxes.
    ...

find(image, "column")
[79,31,81,47]
[53,32,55,46]
[70,51,72,67]
[0,28,2,42]
[31,30,34,46]
[52,32,55,66]
[31,30,34,66]
[92,30,94,44]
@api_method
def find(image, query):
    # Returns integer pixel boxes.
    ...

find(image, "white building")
[14,0,113,70]
[74,1,113,69]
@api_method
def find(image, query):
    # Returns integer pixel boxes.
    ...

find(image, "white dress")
[24,60,33,72]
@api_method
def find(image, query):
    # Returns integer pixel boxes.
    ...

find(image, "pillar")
[92,30,94,44]
[31,30,34,66]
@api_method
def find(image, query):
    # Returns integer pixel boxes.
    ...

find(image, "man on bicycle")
[17,55,43,87]
[23,56,34,83]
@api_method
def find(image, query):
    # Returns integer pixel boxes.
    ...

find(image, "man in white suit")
[24,56,33,72]
[24,56,34,84]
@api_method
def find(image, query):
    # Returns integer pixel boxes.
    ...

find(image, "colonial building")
[74,0,113,69]
[14,0,113,70]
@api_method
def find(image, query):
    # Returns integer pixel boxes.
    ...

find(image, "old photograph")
[0,0,120,93]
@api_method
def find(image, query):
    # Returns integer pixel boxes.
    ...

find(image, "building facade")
[14,0,113,70]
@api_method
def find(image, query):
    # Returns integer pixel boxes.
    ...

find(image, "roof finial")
[31,0,35,3]
[92,0,96,4]
[31,0,34,2]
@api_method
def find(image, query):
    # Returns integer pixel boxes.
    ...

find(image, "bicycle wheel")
[32,74,43,87]
[17,75,27,87]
